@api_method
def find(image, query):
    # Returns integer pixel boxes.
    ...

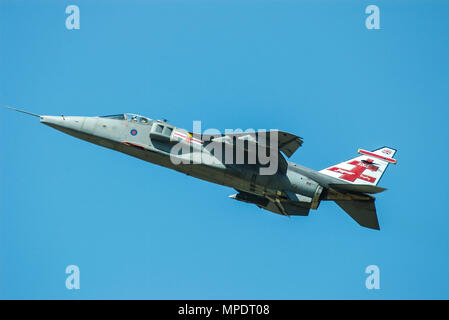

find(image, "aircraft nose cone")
[40,115,85,131]
[40,115,61,125]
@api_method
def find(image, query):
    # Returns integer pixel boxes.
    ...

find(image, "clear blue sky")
[1,0,448,299]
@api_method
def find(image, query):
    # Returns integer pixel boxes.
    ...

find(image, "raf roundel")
[130,129,138,136]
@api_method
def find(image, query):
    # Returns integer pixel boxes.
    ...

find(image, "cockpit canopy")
[100,113,152,125]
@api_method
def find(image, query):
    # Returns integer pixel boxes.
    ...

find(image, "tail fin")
[319,147,397,186]
[321,147,397,230]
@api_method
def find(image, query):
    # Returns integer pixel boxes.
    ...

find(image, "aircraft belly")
[181,165,227,186]
[115,145,228,185]
[222,170,265,195]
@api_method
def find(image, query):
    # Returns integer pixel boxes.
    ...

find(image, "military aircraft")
[7,107,397,230]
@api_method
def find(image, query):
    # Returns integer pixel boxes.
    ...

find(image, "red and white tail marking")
[320,147,397,186]
[358,148,397,164]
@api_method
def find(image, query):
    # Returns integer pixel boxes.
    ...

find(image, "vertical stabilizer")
[320,147,397,186]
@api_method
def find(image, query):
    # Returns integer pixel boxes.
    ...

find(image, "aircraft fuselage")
[40,114,324,216]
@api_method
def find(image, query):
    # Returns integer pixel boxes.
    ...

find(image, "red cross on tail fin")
[319,147,397,187]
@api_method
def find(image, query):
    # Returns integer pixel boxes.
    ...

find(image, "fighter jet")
[7,107,397,230]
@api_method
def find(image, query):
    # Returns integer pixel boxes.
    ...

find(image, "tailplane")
[335,199,379,230]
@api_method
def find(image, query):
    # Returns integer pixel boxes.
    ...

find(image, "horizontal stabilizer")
[335,199,380,230]
[329,183,387,194]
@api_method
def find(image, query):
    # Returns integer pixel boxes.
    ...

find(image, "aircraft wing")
[201,130,303,158]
